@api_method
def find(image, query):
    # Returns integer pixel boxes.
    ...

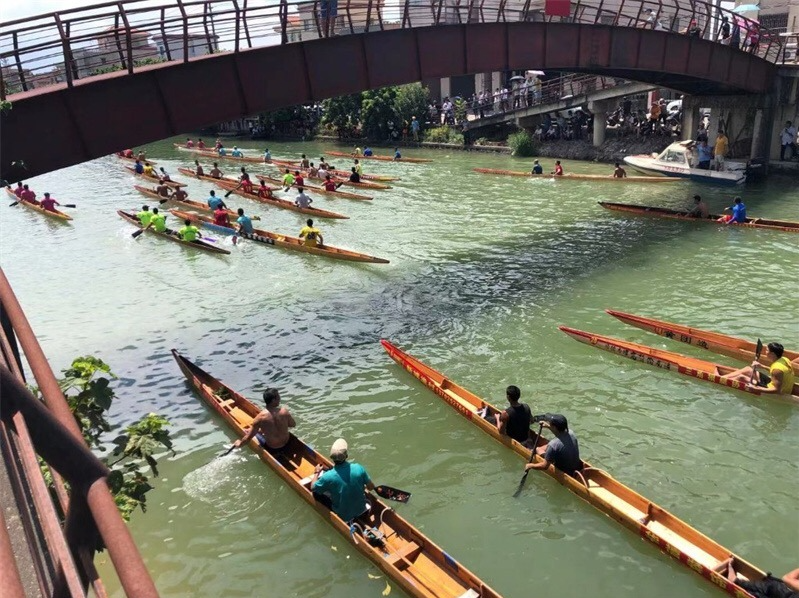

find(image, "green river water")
[1,138,797,598]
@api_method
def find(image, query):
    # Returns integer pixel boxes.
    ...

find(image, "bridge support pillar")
[588,99,615,146]
[681,96,702,141]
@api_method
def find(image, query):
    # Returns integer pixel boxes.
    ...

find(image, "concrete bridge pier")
[588,99,617,146]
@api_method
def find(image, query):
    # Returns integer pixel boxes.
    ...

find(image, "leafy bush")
[508,130,538,157]
[424,126,464,144]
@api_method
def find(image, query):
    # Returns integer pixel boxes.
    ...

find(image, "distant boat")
[623,141,746,186]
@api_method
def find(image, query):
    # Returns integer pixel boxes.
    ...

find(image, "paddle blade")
[9,201,19,207]
[132,228,145,239]
[62,204,76,208]
[224,190,234,198]
[512,471,530,498]
[159,199,169,204]
[375,485,411,503]
[755,338,763,359]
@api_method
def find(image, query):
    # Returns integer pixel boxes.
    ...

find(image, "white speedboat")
[624,141,746,185]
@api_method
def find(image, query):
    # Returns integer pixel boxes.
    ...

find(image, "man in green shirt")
[149,208,167,233]
[178,219,200,242]
[137,205,153,227]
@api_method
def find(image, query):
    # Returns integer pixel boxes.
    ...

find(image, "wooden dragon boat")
[5,188,72,221]
[176,167,254,188]
[606,310,799,374]
[598,202,799,233]
[133,186,261,222]
[123,166,186,188]
[171,210,389,264]
[172,350,501,598]
[326,150,432,164]
[559,326,799,402]
[267,163,392,190]
[472,168,678,182]
[381,339,769,598]
[270,158,399,182]
[173,143,265,163]
[118,210,229,254]
[211,179,350,219]
[115,153,156,165]
[257,174,373,201]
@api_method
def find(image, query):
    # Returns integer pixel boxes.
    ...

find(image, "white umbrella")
[732,4,759,13]
[526,70,545,77]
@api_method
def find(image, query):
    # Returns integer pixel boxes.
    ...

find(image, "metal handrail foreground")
[0,0,782,99]
[0,267,160,598]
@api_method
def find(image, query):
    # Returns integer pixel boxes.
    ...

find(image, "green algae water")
[1,138,797,598]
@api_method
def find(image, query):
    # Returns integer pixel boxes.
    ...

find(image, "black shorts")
[755,372,771,388]
[256,433,288,455]
[739,576,798,598]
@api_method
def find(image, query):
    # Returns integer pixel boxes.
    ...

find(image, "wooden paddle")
[748,338,763,385]
[512,422,545,498]
[375,485,412,503]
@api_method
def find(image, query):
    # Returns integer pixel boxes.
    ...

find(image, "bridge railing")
[0,0,782,99]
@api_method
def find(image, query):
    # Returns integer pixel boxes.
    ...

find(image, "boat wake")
[181,453,256,515]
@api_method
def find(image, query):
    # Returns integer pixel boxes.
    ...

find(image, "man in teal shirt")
[311,438,375,522]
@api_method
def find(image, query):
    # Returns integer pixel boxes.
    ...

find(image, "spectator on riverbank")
[780,120,797,161]
[714,130,728,171]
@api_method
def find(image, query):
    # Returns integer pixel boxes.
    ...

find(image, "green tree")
[361,87,398,140]
[46,356,174,521]
[322,93,364,136]
[394,83,429,133]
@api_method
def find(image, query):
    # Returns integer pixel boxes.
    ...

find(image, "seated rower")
[218,146,227,157]
[722,342,796,396]
[487,385,534,447]
[186,138,194,148]
[12,182,24,197]
[257,181,273,199]
[282,169,296,190]
[232,389,295,454]
[213,205,231,227]
[551,160,564,176]
[136,150,147,161]
[317,164,329,179]
[300,154,310,168]
[393,148,402,160]
[323,175,341,192]
[197,138,206,149]
[20,185,38,205]
[263,148,271,162]
[239,167,253,193]
[148,207,167,233]
[353,147,362,156]
[231,146,243,158]
[293,171,305,190]
[215,138,223,150]
[354,159,363,177]
[155,179,171,198]
[122,149,134,158]
[363,147,373,157]
[299,218,323,247]
[295,189,313,209]
[523,414,581,476]
[319,156,329,169]
[158,167,172,182]
[133,160,144,174]
[194,160,205,177]
[714,558,799,598]
[137,205,153,227]
[209,162,223,179]
[307,163,319,178]
[178,219,201,242]
[613,162,627,178]
[236,208,254,235]
[207,190,227,211]
[39,192,61,213]
[311,438,375,523]
[531,160,543,175]
[142,162,156,178]
[687,194,709,218]
[349,167,361,183]
[719,197,746,225]
[171,187,188,202]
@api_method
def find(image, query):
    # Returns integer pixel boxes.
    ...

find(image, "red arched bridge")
[0,0,783,181]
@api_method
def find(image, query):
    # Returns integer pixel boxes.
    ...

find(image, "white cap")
[330,438,348,463]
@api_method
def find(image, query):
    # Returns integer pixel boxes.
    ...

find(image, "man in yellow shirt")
[178,219,201,242]
[723,342,796,396]
[143,162,156,178]
[713,131,728,171]
[136,205,153,227]
[299,218,323,247]
[149,208,167,233]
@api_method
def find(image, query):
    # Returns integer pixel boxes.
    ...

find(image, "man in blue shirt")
[236,208,254,235]
[231,146,243,158]
[207,190,226,211]
[696,141,712,170]
[311,438,375,522]
[134,160,144,174]
[393,148,402,160]
[363,147,373,156]
[218,146,227,156]
[263,148,272,162]
[531,159,543,175]
[411,116,420,141]
[722,197,747,224]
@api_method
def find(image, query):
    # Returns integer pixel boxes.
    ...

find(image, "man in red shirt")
[294,171,305,191]
[39,192,61,213]
[197,139,206,149]
[323,175,339,192]
[12,182,23,197]
[20,184,38,205]
[257,181,273,199]
[213,206,230,227]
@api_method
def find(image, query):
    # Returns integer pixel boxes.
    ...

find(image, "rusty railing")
[0,0,784,99]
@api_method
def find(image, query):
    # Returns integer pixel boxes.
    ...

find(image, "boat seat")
[589,486,647,522]
[386,542,422,567]
[298,475,314,487]
[647,520,719,568]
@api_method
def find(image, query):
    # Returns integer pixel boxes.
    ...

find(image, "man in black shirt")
[479,385,533,446]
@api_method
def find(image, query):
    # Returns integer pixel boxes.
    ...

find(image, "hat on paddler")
[330,438,348,463]
[549,414,568,432]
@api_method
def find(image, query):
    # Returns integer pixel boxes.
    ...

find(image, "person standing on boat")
[532,160,543,175]
[613,162,628,178]
[714,558,799,598]
[523,414,581,476]
[39,193,61,213]
[687,195,709,218]
[696,141,712,170]
[231,389,296,454]
[207,191,227,211]
[311,439,376,523]
[720,197,746,224]
[236,208,254,235]
[551,161,564,176]
[299,219,323,247]
[723,342,796,396]
[713,130,728,171]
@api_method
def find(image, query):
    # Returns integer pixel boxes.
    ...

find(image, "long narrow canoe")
[212,178,351,219]
[123,166,186,189]
[172,350,501,598]
[472,168,679,182]
[270,158,399,182]
[118,210,230,254]
[171,209,389,264]
[176,167,255,188]
[267,164,392,191]
[380,339,768,598]
[115,154,156,165]
[327,150,432,164]
[5,188,72,221]
[606,310,799,374]
[559,326,799,402]
[133,186,261,222]
[174,143,265,163]
[599,202,799,233]
[257,174,372,201]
